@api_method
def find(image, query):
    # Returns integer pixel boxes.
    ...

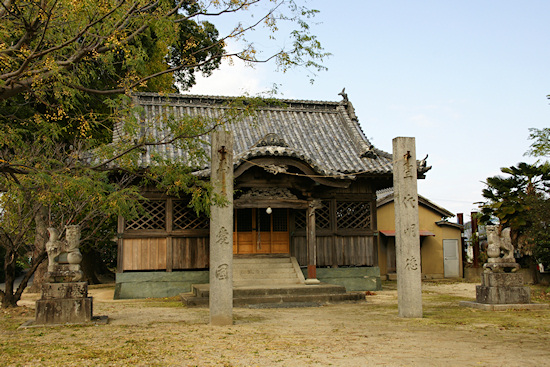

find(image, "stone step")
[182,293,365,307]
[233,256,291,264]
[181,284,364,307]
[233,279,303,288]
[234,270,297,280]
[192,284,348,298]
[234,264,295,271]
[233,264,294,271]
[232,256,303,285]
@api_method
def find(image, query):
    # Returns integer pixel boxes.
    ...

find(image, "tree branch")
[14,250,47,301]
[91,121,222,170]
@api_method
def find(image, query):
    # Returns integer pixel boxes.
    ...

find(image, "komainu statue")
[45,225,84,282]
[483,225,520,273]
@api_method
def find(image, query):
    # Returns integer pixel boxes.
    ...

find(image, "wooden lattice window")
[316,205,331,230]
[259,210,271,232]
[293,204,330,230]
[294,210,306,230]
[336,201,371,229]
[236,209,253,231]
[126,200,166,230]
[272,209,288,232]
[173,201,209,230]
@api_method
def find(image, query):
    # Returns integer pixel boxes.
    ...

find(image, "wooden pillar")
[471,212,479,268]
[393,137,422,318]
[117,215,124,273]
[166,198,173,272]
[306,200,321,284]
[209,130,234,326]
[457,213,466,277]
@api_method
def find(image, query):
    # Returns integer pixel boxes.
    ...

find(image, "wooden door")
[233,208,289,254]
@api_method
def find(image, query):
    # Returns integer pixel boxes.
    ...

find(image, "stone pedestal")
[476,273,530,304]
[35,282,93,325]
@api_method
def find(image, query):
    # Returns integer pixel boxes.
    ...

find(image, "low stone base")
[476,285,530,304]
[460,301,549,311]
[304,278,321,285]
[476,272,531,304]
[41,282,88,299]
[301,267,381,291]
[35,297,93,325]
[115,271,210,299]
[481,272,523,287]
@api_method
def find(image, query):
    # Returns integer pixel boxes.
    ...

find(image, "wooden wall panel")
[172,237,209,269]
[122,238,167,271]
[291,235,374,267]
[317,237,334,267]
[291,236,307,265]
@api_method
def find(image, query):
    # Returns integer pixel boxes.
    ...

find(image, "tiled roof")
[115,92,403,178]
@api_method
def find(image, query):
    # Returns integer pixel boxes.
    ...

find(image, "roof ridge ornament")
[338,88,358,122]
[418,154,431,172]
[253,133,289,148]
[338,88,349,102]
[360,145,378,159]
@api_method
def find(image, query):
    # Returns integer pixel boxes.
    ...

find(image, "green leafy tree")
[526,128,550,158]
[0,0,328,307]
[479,162,550,265]
[0,141,144,308]
[524,126,550,269]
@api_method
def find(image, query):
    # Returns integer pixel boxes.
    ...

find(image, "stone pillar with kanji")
[393,137,423,318]
[209,130,234,326]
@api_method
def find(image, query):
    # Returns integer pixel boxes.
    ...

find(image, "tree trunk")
[1,248,18,308]
[27,206,48,293]
[1,247,47,308]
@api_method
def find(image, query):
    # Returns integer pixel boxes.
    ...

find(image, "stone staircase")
[233,256,305,287]
[180,256,365,307]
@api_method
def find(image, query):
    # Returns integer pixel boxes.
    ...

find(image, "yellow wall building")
[377,190,463,280]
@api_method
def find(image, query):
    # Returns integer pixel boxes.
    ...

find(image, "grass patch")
[233,314,267,324]
[531,284,550,303]
[419,291,550,332]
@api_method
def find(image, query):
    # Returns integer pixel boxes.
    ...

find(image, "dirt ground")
[2,281,550,366]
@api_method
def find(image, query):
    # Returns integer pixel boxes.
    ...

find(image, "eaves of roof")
[376,190,455,219]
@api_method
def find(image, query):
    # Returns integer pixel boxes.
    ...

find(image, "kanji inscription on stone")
[403,194,416,208]
[404,223,416,237]
[216,264,229,280]
[209,130,234,326]
[393,137,423,318]
[216,227,230,247]
[405,257,419,271]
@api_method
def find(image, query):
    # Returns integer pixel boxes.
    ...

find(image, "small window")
[272,209,288,232]
[236,209,253,231]
[259,210,271,232]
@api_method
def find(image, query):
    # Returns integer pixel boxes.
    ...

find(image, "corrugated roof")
[116,92,397,178]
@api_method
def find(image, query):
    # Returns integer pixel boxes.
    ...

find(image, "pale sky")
[187,0,550,221]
